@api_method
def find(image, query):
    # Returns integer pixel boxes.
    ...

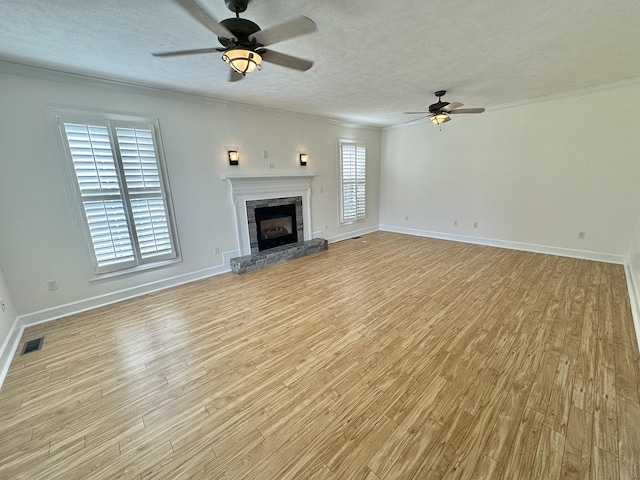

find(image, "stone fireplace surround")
[247,196,303,255]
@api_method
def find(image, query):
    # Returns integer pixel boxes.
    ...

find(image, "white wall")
[0,68,381,327]
[380,83,640,259]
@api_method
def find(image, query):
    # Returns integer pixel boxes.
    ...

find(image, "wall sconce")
[228,150,239,165]
[299,153,309,166]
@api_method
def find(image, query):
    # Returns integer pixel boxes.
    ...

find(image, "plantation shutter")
[115,127,174,260]
[340,142,366,224]
[64,123,136,268]
[59,115,178,274]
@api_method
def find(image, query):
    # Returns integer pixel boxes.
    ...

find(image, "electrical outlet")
[268,163,275,169]
[46,280,58,291]
[473,222,479,228]
[214,247,220,254]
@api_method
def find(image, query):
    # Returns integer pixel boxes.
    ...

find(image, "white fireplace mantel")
[222,175,316,256]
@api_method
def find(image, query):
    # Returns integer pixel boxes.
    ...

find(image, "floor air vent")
[21,337,44,355]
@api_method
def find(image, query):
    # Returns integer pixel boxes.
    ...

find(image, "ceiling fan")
[405,90,485,125]
[153,0,316,81]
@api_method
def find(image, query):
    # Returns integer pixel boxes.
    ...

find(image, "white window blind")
[339,142,366,224]
[58,115,178,274]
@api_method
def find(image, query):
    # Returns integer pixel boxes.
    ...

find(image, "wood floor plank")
[413,407,476,478]
[590,446,619,480]
[0,231,638,479]
[545,354,575,435]
[593,364,618,457]
[617,395,640,480]
[483,367,534,465]
[530,425,565,480]
[560,405,593,479]
[442,385,508,478]
[500,407,545,479]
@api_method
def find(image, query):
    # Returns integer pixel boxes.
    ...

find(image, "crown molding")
[385,75,640,131]
[0,60,382,132]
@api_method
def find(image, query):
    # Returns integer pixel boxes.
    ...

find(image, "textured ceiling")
[1,0,640,127]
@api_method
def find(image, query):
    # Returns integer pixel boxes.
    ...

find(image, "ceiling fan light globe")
[429,112,449,125]
[222,49,262,74]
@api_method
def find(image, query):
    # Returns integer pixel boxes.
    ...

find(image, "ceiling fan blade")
[404,116,430,124]
[260,49,313,71]
[228,68,244,82]
[448,108,486,114]
[250,16,317,47]
[404,111,430,114]
[442,102,463,112]
[175,0,236,40]
[152,47,224,57]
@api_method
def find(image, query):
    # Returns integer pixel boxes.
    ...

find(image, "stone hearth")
[230,238,328,274]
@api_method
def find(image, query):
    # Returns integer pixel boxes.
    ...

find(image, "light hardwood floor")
[1,231,639,479]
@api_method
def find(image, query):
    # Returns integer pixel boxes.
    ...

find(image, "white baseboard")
[20,261,234,328]
[223,249,241,266]
[624,263,640,355]
[0,252,237,389]
[0,316,23,390]
[325,225,380,244]
[379,225,627,264]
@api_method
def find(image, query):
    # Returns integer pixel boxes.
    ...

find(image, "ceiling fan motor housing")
[429,90,450,113]
[429,101,449,113]
[219,18,261,47]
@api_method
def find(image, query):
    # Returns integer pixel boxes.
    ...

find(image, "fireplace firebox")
[245,195,305,255]
[254,203,298,251]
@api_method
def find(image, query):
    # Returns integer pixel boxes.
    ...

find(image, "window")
[339,141,366,224]
[55,112,179,275]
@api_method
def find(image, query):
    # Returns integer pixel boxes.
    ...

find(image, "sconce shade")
[299,154,309,166]
[222,49,262,75]
[228,150,239,165]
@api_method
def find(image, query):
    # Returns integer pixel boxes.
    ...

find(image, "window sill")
[339,218,366,227]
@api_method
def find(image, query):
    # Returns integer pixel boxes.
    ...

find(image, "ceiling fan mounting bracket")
[434,90,447,98]
[225,0,248,13]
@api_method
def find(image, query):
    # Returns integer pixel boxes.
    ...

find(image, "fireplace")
[223,175,315,257]
[255,203,298,251]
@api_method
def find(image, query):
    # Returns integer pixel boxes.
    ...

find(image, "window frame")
[51,109,181,277]
[338,140,367,225]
